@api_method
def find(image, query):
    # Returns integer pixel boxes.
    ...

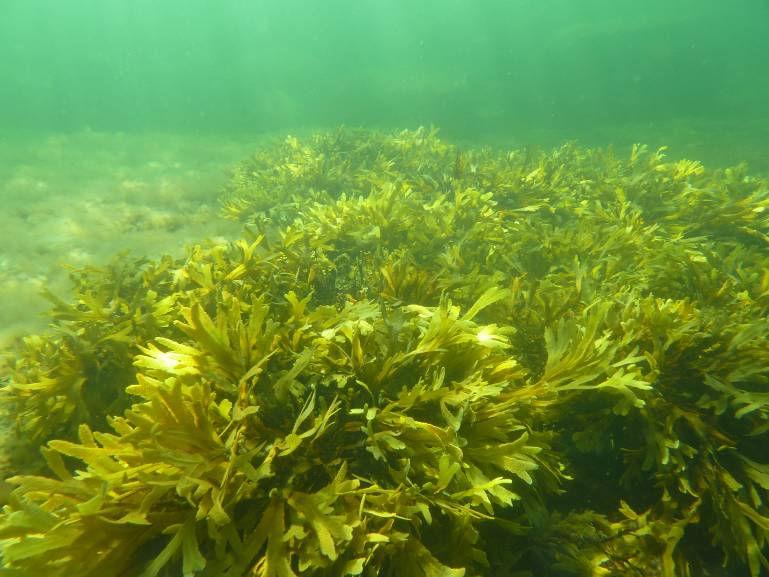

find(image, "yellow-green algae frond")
[2,128,769,576]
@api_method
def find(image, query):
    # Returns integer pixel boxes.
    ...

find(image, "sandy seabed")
[0,131,260,345]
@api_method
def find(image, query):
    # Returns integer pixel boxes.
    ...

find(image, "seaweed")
[2,127,769,576]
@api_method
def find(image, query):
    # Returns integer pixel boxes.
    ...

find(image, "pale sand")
[0,130,256,345]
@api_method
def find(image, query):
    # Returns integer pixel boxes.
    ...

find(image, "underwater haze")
[1,0,768,385]
[4,2,769,577]
[1,0,769,148]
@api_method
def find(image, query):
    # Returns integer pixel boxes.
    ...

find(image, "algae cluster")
[2,128,769,576]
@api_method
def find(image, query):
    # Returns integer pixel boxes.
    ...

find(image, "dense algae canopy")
[2,128,769,576]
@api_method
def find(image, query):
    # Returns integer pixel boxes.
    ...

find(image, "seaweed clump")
[2,128,769,576]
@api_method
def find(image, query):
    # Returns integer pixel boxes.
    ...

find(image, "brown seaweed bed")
[1,124,768,576]
[1,120,767,346]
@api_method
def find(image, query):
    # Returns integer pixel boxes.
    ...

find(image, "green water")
[2,1,768,152]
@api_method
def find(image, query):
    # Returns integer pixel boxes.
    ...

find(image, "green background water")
[1,0,768,339]
[2,0,768,161]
